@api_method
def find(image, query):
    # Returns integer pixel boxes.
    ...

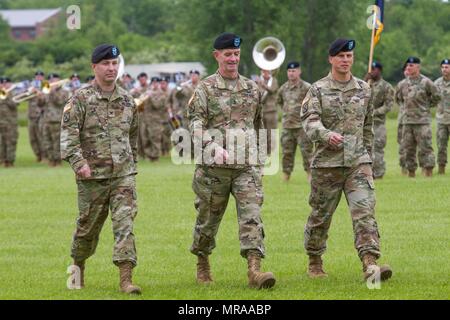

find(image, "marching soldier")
[277,61,314,182]
[0,78,19,168]
[301,39,392,281]
[61,44,141,294]
[395,57,440,177]
[396,65,409,175]
[131,72,150,159]
[160,76,172,156]
[28,71,46,162]
[170,69,201,129]
[435,59,450,174]
[257,69,279,155]
[187,32,275,289]
[364,61,394,179]
[42,73,70,167]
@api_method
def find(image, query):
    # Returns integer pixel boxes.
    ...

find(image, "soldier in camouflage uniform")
[395,57,440,177]
[159,77,172,156]
[61,44,141,294]
[396,66,409,175]
[42,74,70,167]
[0,78,19,168]
[257,69,279,155]
[364,62,394,179]
[435,59,450,175]
[28,71,46,162]
[301,39,392,281]
[277,61,314,182]
[130,72,150,159]
[142,77,167,161]
[170,69,200,129]
[187,33,275,289]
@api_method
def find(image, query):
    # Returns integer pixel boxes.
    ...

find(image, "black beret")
[91,44,120,64]
[47,73,59,80]
[4,77,11,82]
[151,77,160,82]
[137,72,148,78]
[329,39,356,56]
[441,59,450,65]
[372,61,383,70]
[405,56,420,64]
[35,71,44,76]
[189,69,200,75]
[213,32,242,50]
[86,75,95,82]
[161,76,170,82]
[287,61,300,69]
[70,73,79,79]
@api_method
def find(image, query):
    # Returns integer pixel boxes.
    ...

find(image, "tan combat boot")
[401,167,408,176]
[247,253,276,289]
[362,253,392,282]
[308,255,328,278]
[196,255,213,284]
[408,170,416,178]
[282,173,290,182]
[118,262,142,294]
[306,170,312,183]
[438,165,445,175]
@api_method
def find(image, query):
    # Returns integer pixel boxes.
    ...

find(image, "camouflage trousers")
[402,124,435,171]
[437,123,450,166]
[397,123,406,169]
[304,164,381,259]
[42,122,61,162]
[137,115,146,158]
[71,174,138,266]
[263,111,278,155]
[190,165,266,258]
[0,124,18,163]
[373,122,387,178]
[28,118,45,159]
[161,121,172,156]
[142,119,162,160]
[281,127,313,174]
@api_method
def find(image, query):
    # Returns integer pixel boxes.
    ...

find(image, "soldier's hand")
[77,164,92,178]
[328,132,344,149]
[214,146,229,164]
[363,73,373,82]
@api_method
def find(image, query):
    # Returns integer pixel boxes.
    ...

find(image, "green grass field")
[0,118,448,300]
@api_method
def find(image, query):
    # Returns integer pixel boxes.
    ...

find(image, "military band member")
[28,71,46,162]
[301,39,392,281]
[0,78,19,167]
[395,57,440,177]
[364,61,394,179]
[61,44,141,294]
[277,61,314,181]
[187,32,275,289]
[435,59,450,175]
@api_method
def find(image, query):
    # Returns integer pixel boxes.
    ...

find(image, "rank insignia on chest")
[63,112,70,123]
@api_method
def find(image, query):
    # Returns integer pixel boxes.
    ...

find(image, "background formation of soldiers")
[0,58,448,175]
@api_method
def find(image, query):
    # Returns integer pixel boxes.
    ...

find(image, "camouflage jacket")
[395,74,441,125]
[435,77,450,124]
[277,79,311,129]
[371,78,394,124]
[43,88,70,123]
[60,82,139,180]
[171,82,197,118]
[0,95,18,127]
[395,78,408,125]
[143,88,169,123]
[258,77,279,113]
[28,95,46,120]
[187,71,264,168]
[301,73,373,168]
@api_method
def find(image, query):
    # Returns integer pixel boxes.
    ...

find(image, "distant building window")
[29,30,36,38]
[13,30,21,38]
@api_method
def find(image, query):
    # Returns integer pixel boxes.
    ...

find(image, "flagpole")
[368,9,377,74]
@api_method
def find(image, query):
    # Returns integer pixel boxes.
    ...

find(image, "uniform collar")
[93,80,122,101]
[326,72,361,92]
[215,70,248,91]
